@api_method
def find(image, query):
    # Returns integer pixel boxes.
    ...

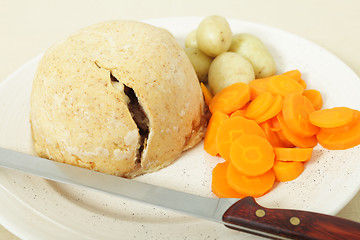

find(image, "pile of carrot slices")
[202,70,360,198]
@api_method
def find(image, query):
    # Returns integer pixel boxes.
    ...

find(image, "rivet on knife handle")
[222,196,360,240]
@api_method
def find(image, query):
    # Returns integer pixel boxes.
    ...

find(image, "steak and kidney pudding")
[30,20,207,178]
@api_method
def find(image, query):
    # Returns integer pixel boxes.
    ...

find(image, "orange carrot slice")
[309,107,354,128]
[275,130,296,148]
[249,77,272,100]
[282,93,319,137]
[204,111,229,156]
[320,110,360,134]
[227,163,275,198]
[303,89,323,110]
[266,75,304,97]
[282,69,302,82]
[270,116,282,132]
[230,109,245,118]
[200,82,213,106]
[245,92,273,119]
[216,117,266,161]
[282,70,307,89]
[260,120,288,147]
[298,79,307,89]
[273,160,304,182]
[209,82,250,114]
[316,110,360,150]
[274,147,313,162]
[230,135,275,176]
[271,116,296,148]
[254,95,283,124]
[240,101,251,110]
[277,112,318,148]
[211,162,245,198]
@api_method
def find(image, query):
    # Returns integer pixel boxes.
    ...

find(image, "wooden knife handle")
[223,196,360,240]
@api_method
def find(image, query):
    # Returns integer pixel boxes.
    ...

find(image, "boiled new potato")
[185,30,198,48]
[196,15,232,57]
[229,33,276,78]
[184,47,213,82]
[208,52,255,94]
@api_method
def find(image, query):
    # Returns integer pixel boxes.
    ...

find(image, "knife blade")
[1,147,360,240]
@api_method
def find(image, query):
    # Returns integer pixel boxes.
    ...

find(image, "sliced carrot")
[274,147,313,162]
[209,82,250,114]
[270,116,282,132]
[303,89,323,110]
[200,82,213,106]
[282,70,307,88]
[298,79,307,89]
[249,77,272,100]
[271,116,296,148]
[204,66,360,197]
[227,163,275,198]
[245,92,273,119]
[276,130,296,148]
[309,107,354,128]
[282,69,302,82]
[230,135,275,176]
[254,95,283,124]
[273,160,304,182]
[320,110,360,134]
[316,110,360,150]
[282,93,319,137]
[211,162,245,198]
[204,111,229,156]
[240,101,251,110]
[230,109,245,118]
[259,120,288,147]
[277,112,318,148]
[266,75,304,97]
[216,117,266,161]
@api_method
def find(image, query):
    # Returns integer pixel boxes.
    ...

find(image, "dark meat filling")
[110,73,149,165]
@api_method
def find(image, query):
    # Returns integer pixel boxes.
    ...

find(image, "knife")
[0,147,360,240]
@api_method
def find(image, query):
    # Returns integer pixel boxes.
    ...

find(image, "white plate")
[1,17,360,240]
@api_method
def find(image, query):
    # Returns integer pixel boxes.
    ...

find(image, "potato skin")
[184,47,213,82]
[229,33,276,78]
[208,52,255,94]
[185,30,198,48]
[196,15,232,57]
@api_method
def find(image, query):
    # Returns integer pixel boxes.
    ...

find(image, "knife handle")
[222,196,360,240]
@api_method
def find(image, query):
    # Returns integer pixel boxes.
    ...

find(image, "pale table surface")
[1,0,360,239]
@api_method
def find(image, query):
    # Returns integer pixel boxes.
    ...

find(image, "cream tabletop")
[1,0,360,239]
